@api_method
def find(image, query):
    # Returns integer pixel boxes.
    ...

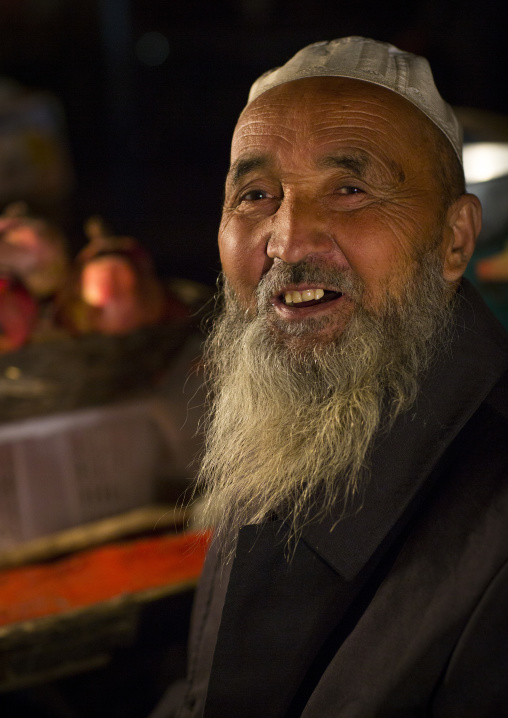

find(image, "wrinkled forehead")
[231,76,437,161]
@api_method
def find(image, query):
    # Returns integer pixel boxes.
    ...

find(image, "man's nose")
[266,195,335,264]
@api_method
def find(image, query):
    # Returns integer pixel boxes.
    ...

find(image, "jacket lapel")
[204,519,371,718]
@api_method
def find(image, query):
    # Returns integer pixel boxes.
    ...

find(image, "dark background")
[0,4,506,715]
[0,0,506,289]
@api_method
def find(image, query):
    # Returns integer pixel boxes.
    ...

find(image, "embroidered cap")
[247,37,462,162]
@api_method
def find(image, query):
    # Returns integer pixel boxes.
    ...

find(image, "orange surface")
[0,531,211,627]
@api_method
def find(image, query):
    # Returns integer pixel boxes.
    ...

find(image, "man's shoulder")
[457,278,508,357]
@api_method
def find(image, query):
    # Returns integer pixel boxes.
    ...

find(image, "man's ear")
[442,194,482,284]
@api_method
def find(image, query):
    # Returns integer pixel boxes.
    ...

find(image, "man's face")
[219,77,451,344]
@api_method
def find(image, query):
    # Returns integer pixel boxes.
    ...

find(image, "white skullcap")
[247,37,462,162]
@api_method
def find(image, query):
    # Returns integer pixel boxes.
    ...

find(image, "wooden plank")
[0,504,188,569]
[0,530,210,628]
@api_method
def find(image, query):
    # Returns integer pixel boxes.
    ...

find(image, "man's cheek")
[221,254,263,311]
[222,267,258,314]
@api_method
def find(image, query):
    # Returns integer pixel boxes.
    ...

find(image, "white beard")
[194,251,455,557]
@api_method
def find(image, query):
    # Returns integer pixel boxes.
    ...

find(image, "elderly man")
[153,37,508,717]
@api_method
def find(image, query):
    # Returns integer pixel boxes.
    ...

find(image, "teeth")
[288,291,302,304]
[284,288,325,305]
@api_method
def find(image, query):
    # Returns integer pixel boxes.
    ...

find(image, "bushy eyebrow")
[316,153,370,175]
[318,153,406,184]
[228,155,269,187]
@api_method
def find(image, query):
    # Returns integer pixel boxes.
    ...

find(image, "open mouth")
[281,288,343,308]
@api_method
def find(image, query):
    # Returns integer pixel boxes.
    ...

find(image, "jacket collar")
[300,279,508,581]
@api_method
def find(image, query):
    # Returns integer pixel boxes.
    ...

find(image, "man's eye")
[240,189,269,202]
[337,186,363,195]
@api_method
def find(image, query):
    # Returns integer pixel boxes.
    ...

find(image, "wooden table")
[0,509,210,693]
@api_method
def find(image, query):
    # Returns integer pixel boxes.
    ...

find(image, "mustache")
[255,261,364,308]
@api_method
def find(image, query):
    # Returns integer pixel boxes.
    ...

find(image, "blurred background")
[1,2,508,717]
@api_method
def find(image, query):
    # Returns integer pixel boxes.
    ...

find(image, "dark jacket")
[158,280,508,718]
